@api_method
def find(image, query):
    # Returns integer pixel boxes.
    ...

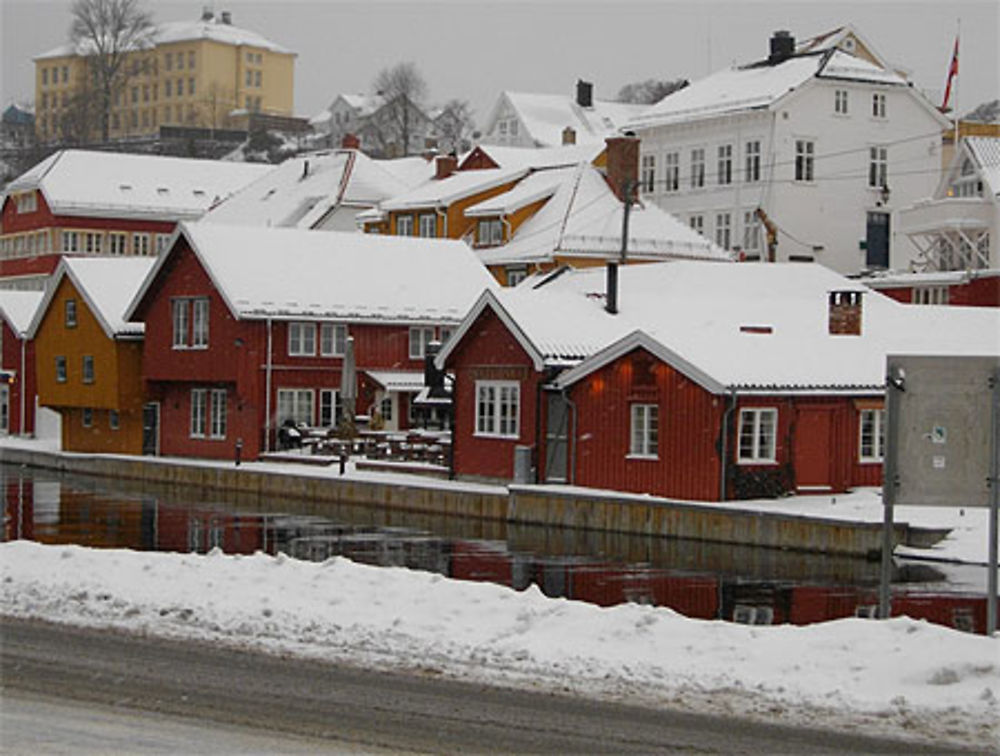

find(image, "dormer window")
[477,218,503,247]
[15,192,37,213]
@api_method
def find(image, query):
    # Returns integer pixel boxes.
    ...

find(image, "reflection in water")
[1,463,987,634]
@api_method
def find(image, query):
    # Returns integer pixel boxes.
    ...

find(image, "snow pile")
[2,541,997,748]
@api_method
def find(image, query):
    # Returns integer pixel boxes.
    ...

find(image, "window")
[82,355,94,384]
[715,212,731,250]
[418,214,437,238]
[742,210,761,253]
[62,231,79,253]
[689,215,704,235]
[477,219,503,246]
[629,404,658,457]
[65,299,77,328]
[62,65,68,82]
[172,297,209,348]
[319,323,347,357]
[131,86,138,104]
[409,326,435,359]
[506,267,527,287]
[133,233,150,255]
[475,380,520,438]
[84,232,102,254]
[55,356,67,383]
[664,152,679,192]
[396,215,414,236]
[738,408,777,463]
[439,326,454,345]
[744,140,760,183]
[15,192,37,213]
[869,146,888,189]
[859,409,885,462]
[165,52,172,70]
[188,51,195,68]
[288,322,317,356]
[872,92,886,118]
[143,85,149,102]
[641,154,656,193]
[108,232,127,255]
[165,79,172,97]
[690,148,705,188]
[172,299,189,348]
[319,389,340,427]
[795,140,815,182]
[254,71,261,87]
[210,389,227,439]
[245,70,252,87]
[913,286,949,305]
[189,78,196,96]
[109,410,120,430]
[42,68,48,85]
[82,408,93,428]
[192,298,209,347]
[717,144,733,185]
[834,89,849,114]
[380,396,393,421]
[277,388,314,426]
[190,389,207,437]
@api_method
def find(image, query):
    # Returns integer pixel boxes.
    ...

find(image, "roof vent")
[220,10,232,24]
[769,30,795,64]
[740,325,773,334]
[156,187,169,195]
[119,183,132,191]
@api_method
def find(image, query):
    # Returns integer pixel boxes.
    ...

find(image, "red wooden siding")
[875,277,1000,308]
[1,320,36,435]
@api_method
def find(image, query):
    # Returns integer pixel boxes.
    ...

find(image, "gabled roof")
[2,150,270,221]
[36,16,293,59]
[379,167,527,212]
[485,91,646,148]
[795,24,894,72]
[460,143,605,172]
[0,290,44,337]
[966,138,1000,199]
[475,163,732,265]
[28,257,155,340]
[440,261,1000,394]
[203,149,435,228]
[126,222,498,324]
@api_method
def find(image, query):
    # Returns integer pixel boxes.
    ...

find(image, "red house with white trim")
[125,222,496,460]
[437,261,1000,500]
[0,290,43,436]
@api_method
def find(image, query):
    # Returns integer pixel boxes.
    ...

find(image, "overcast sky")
[2,0,997,127]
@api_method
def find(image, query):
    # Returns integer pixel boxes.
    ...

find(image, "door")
[545,394,569,482]
[794,407,833,491]
[142,402,160,456]
[865,211,890,269]
[0,385,8,433]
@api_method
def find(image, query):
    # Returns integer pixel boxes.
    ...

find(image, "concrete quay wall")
[0,447,904,557]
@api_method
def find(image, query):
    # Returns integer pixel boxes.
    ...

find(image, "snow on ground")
[2,540,998,750]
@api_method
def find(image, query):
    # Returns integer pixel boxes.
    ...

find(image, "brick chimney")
[605,134,640,203]
[220,10,232,24]
[769,30,795,64]
[341,133,360,150]
[562,126,576,145]
[828,290,863,335]
[576,80,593,108]
[436,154,458,180]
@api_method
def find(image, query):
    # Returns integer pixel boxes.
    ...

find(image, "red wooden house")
[860,269,1000,308]
[437,260,1000,500]
[125,222,496,460]
[0,290,43,436]
[0,150,269,288]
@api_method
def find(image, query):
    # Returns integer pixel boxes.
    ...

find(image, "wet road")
[0,617,974,755]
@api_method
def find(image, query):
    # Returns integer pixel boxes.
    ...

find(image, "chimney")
[828,290,863,335]
[576,79,593,108]
[604,133,640,203]
[424,341,446,398]
[341,133,360,150]
[769,30,795,63]
[301,159,309,180]
[562,126,576,145]
[435,154,458,180]
[220,10,232,24]
[201,6,214,21]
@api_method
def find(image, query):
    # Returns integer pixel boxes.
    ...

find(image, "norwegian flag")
[941,36,959,111]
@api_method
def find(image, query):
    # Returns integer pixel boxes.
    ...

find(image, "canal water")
[1,463,988,633]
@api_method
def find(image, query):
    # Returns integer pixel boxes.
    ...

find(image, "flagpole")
[953,20,960,149]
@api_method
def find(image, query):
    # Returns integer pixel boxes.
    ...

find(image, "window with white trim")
[156,234,170,254]
[396,215,414,236]
[15,192,37,213]
[859,409,885,462]
[690,148,705,188]
[192,298,209,347]
[715,212,731,250]
[506,267,527,287]
[172,297,209,348]
[742,210,761,253]
[717,144,733,185]
[477,218,503,246]
[319,388,340,427]
[320,323,347,357]
[834,89,849,114]
[641,154,656,193]
[108,232,127,255]
[872,92,886,118]
[629,404,658,457]
[738,408,777,463]
[795,140,814,182]
[82,355,94,384]
[868,146,888,189]
[209,388,227,439]
[288,322,317,356]
[409,326,436,359]
[82,408,93,428]
[689,214,704,235]
[475,380,520,438]
[55,356,67,383]
[62,231,79,253]
[84,232,102,254]
[190,389,207,437]
[664,151,679,192]
[744,140,760,183]
[277,388,314,426]
[418,213,437,238]
[65,299,77,328]
[133,232,150,256]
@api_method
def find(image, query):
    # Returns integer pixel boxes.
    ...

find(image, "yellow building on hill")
[34,9,295,143]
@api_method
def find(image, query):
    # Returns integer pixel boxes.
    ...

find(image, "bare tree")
[616,78,689,105]
[433,99,475,154]
[69,0,154,142]
[371,62,429,157]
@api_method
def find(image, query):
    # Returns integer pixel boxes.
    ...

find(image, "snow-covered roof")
[461,143,605,172]
[380,168,527,212]
[3,150,271,221]
[490,92,646,148]
[475,163,731,265]
[36,16,293,60]
[339,93,385,116]
[29,257,155,340]
[966,137,1000,199]
[365,370,425,392]
[858,268,1000,289]
[128,222,498,324]
[0,290,44,337]
[204,150,435,229]
[440,261,1000,394]
[464,167,568,217]
[629,50,908,129]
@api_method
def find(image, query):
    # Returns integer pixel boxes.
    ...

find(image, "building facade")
[0,291,43,436]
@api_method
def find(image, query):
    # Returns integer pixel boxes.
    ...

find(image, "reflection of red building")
[154,508,275,556]
[0,290,42,436]
[3,476,34,541]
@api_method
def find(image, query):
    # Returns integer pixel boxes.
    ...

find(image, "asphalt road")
[0,617,979,754]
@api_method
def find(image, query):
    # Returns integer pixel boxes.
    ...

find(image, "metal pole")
[988,366,999,635]
[879,363,904,619]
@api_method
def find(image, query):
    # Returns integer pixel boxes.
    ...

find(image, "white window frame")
[859,408,885,462]
[868,145,888,189]
[190,388,207,438]
[477,219,503,247]
[288,322,317,357]
[506,267,527,287]
[65,299,77,328]
[744,140,760,183]
[396,215,414,236]
[418,213,437,238]
[872,92,886,118]
[641,154,656,193]
[409,326,436,359]
[717,144,733,185]
[664,151,679,192]
[834,89,849,115]
[319,388,339,427]
[320,323,347,357]
[171,298,189,349]
[62,231,79,253]
[629,403,659,458]
[795,140,815,182]
[690,148,705,188]
[715,212,731,250]
[209,388,227,439]
[475,380,520,439]
[133,232,150,256]
[191,298,209,348]
[738,408,778,464]
[82,355,94,384]
[276,388,314,427]
[108,232,127,255]
[689,214,704,235]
